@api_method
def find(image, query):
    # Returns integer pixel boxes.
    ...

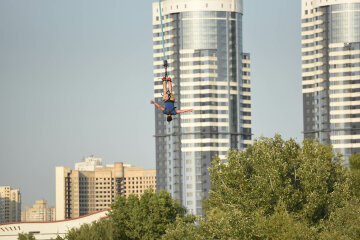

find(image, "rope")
[158,0,166,61]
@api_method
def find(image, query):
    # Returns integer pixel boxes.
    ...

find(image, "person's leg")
[162,79,170,100]
[168,79,175,101]
[163,80,167,96]
[168,79,172,93]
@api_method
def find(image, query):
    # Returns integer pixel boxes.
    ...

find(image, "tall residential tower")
[302,0,360,159]
[152,0,251,215]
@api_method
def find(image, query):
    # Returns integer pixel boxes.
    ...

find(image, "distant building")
[302,0,360,159]
[21,200,55,222]
[0,210,107,240]
[75,155,102,171]
[56,156,156,220]
[0,186,21,223]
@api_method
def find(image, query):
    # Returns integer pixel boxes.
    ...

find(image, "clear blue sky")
[0,0,302,207]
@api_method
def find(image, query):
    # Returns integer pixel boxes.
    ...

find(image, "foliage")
[254,201,316,240]
[63,189,189,240]
[59,136,360,239]
[64,219,113,240]
[319,199,360,240]
[202,135,353,239]
[50,236,64,240]
[349,152,360,197]
[108,189,187,240]
[18,233,36,240]
[160,215,202,240]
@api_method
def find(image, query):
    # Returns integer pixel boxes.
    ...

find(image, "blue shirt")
[163,101,177,115]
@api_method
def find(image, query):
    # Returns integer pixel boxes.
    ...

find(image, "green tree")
[64,219,113,240]
[18,233,36,240]
[349,152,360,197]
[254,201,315,240]
[319,199,360,240]
[62,189,190,240]
[59,136,360,239]
[202,135,353,239]
[161,215,202,240]
[108,189,188,240]
[50,236,64,240]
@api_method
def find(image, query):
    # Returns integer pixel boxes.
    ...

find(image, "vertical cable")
[158,0,166,61]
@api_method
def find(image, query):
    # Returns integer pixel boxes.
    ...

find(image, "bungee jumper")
[151,0,193,122]
[151,61,193,122]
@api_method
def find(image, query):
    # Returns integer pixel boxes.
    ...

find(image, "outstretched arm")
[176,109,193,114]
[150,100,164,111]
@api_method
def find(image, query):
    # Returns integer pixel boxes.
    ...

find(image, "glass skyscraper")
[302,0,360,159]
[152,0,251,215]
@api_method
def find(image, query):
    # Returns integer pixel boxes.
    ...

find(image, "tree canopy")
[59,136,360,239]
[164,136,360,239]
[60,189,192,240]
[108,189,188,240]
[18,233,36,240]
[198,136,358,239]
[349,152,360,197]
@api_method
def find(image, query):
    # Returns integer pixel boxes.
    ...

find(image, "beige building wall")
[56,157,156,220]
[55,167,70,221]
[123,167,156,197]
[21,200,55,222]
[0,187,21,223]
[50,207,56,222]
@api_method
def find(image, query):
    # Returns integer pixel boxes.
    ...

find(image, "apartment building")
[22,200,55,222]
[0,186,21,223]
[56,156,156,220]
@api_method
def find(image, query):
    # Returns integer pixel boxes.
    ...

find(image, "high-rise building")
[21,200,55,222]
[152,0,251,215]
[0,187,21,223]
[56,156,156,220]
[302,0,360,159]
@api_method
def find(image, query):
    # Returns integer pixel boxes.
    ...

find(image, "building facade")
[56,156,156,220]
[22,200,55,222]
[302,0,360,159]
[152,0,252,215]
[0,187,21,223]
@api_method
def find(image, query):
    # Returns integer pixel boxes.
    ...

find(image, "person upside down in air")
[151,77,193,122]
